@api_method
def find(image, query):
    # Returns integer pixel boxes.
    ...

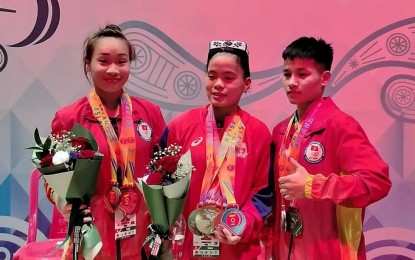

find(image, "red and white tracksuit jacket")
[272,97,391,260]
[49,95,165,260]
[163,105,272,260]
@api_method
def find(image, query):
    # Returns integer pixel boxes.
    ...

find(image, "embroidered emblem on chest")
[304,141,325,164]
[137,120,152,142]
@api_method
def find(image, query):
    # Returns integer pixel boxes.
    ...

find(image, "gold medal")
[195,205,221,235]
[188,208,203,236]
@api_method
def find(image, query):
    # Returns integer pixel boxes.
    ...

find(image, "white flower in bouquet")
[52,151,70,165]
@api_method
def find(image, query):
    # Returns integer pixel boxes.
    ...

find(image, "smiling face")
[86,37,131,97]
[206,52,251,116]
[282,58,331,112]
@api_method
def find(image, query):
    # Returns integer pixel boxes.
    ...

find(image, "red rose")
[77,150,96,159]
[70,137,89,150]
[154,154,180,174]
[145,172,163,185]
[39,153,54,167]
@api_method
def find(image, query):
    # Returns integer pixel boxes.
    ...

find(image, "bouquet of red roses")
[28,123,103,260]
[137,144,193,259]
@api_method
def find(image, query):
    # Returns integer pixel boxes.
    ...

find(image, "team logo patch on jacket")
[236,142,248,158]
[304,141,325,164]
[137,120,152,141]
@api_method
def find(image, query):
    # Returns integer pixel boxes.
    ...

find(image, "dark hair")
[282,37,333,71]
[206,47,250,79]
[83,24,136,78]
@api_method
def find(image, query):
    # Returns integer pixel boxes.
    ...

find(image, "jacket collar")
[80,97,141,122]
[200,104,251,127]
[278,97,336,137]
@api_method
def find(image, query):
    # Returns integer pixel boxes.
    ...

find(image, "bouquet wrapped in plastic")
[28,123,103,260]
[136,144,194,259]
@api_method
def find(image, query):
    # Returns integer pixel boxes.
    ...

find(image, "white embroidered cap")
[208,40,248,53]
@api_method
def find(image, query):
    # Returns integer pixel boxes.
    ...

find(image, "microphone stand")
[73,225,82,260]
[72,200,83,260]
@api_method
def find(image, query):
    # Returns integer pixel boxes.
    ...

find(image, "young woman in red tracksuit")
[160,40,272,259]
[44,24,165,259]
[272,37,392,260]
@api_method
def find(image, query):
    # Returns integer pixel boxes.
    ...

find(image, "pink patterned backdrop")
[0,1,414,259]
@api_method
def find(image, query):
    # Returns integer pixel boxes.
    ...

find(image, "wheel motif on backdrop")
[386,33,410,56]
[0,216,47,257]
[174,71,201,100]
[393,86,414,108]
[381,75,415,122]
[0,44,8,73]
[365,227,415,259]
[129,39,152,74]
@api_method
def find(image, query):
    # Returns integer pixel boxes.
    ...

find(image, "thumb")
[289,157,302,169]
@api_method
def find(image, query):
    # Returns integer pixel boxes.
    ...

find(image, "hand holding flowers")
[27,123,103,260]
[137,144,194,259]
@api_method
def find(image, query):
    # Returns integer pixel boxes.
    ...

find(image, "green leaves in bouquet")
[27,123,101,167]
[26,128,52,163]
[71,123,99,152]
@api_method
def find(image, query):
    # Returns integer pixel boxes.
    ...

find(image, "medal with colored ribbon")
[188,106,246,237]
[104,186,122,212]
[278,99,322,236]
[89,90,138,216]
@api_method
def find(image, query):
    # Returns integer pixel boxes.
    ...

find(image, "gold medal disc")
[195,205,221,235]
[188,208,204,236]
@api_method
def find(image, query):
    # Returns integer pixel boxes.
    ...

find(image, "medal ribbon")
[200,105,245,207]
[89,89,136,188]
[278,99,323,207]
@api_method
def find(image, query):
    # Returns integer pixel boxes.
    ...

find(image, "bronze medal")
[215,207,246,236]
[195,205,221,235]
[118,189,139,215]
[188,208,204,236]
[286,206,303,237]
[104,186,121,213]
